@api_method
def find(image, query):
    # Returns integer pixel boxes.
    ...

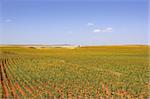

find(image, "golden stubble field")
[0,45,149,98]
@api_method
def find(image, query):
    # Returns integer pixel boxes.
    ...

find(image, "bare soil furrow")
[0,59,9,98]
[2,59,16,98]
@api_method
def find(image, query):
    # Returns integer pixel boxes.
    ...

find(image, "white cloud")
[93,27,113,33]
[93,29,101,33]
[5,19,12,22]
[67,30,73,34]
[87,22,94,26]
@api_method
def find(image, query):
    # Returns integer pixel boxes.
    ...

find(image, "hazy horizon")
[0,0,148,45]
[0,43,149,46]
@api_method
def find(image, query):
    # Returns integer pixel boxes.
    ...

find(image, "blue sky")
[0,0,148,45]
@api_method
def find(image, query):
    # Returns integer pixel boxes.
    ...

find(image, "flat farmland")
[0,45,149,98]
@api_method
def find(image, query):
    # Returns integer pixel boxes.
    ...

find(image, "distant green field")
[0,46,149,98]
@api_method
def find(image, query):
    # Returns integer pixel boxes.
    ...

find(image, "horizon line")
[0,43,149,47]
